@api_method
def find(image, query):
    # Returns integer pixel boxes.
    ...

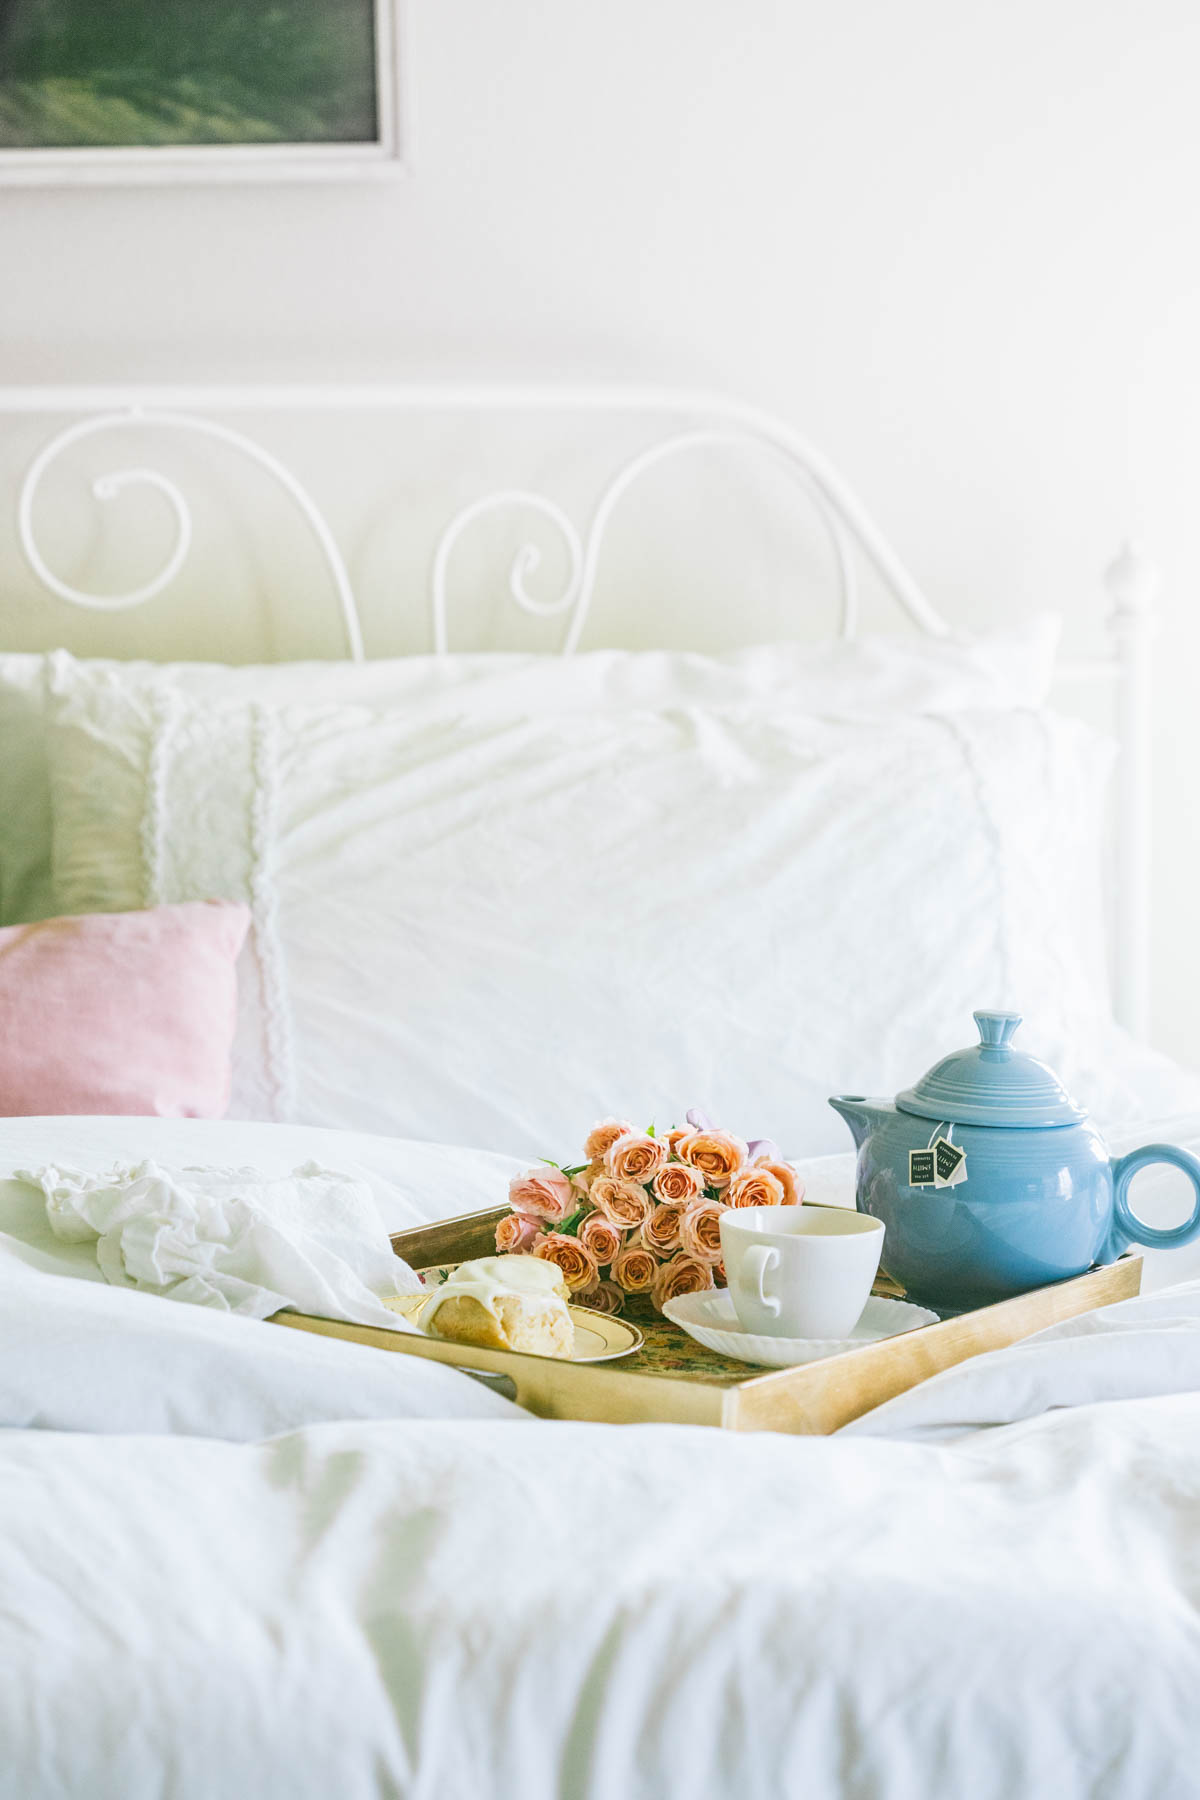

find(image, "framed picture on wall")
[0,0,404,182]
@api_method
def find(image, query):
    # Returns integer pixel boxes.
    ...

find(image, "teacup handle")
[745,1244,781,1316]
[1110,1144,1200,1250]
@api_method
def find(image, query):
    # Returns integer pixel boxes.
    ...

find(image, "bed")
[2,387,1200,1800]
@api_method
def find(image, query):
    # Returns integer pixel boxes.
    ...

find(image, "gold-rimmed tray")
[272,1205,1143,1436]
[380,1292,643,1363]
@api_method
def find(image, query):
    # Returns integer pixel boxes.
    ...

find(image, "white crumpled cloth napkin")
[18,1159,421,1330]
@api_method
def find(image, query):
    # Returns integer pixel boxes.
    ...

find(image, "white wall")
[2,0,1199,1059]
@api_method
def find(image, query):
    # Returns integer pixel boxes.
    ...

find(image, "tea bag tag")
[908,1149,937,1186]
[933,1136,967,1187]
[909,1134,968,1188]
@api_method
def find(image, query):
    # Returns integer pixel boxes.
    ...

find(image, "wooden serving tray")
[273,1204,1143,1436]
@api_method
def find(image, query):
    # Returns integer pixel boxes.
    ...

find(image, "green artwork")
[0,0,380,149]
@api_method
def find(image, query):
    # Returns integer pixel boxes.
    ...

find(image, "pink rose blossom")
[589,1176,653,1231]
[605,1132,669,1185]
[578,1210,625,1268]
[612,1239,659,1293]
[652,1252,716,1312]
[495,1211,542,1255]
[584,1118,636,1161]
[508,1166,574,1224]
[679,1199,725,1263]
[641,1203,684,1255]
[753,1159,804,1206]
[533,1233,599,1291]
[653,1161,705,1204]
[675,1130,749,1189]
[575,1279,625,1316]
[726,1165,786,1209]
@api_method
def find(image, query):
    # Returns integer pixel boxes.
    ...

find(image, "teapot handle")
[1110,1144,1200,1250]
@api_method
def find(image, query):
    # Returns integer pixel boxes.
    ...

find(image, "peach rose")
[578,1210,624,1268]
[653,1161,705,1204]
[641,1203,684,1255]
[572,1158,606,1193]
[508,1166,574,1224]
[652,1252,716,1312]
[575,1279,625,1316]
[679,1199,724,1263]
[727,1165,786,1209]
[584,1118,635,1161]
[589,1176,653,1231]
[664,1127,691,1155]
[605,1132,668,1185]
[495,1211,542,1255]
[676,1130,748,1189]
[612,1240,659,1293]
[753,1158,803,1206]
[533,1233,599,1292]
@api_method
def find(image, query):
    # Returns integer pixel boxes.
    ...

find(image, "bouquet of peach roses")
[496,1110,804,1316]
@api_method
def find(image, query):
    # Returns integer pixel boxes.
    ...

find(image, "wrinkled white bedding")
[4,1386,1200,1799]
[0,1116,527,1438]
[23,1156,420,1326]
[0,1112,524,1236]
[5,1114,1200,1799]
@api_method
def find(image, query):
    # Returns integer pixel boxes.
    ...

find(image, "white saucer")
[662,1290,939,1368]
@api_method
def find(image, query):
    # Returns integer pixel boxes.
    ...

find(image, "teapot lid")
[896,1011,1087,1129]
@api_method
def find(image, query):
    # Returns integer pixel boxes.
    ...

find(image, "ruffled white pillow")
[38,634,1159,1159]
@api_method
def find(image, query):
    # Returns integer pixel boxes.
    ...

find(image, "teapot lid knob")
[974,1010,1022,1052]
[898,1008,1085,1128]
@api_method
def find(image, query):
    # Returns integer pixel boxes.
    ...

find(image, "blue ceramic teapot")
[829,1010,1200,1311]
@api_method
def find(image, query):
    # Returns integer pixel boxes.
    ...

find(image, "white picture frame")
[0,0,406,184]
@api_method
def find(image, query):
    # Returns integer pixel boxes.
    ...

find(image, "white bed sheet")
[6,1112,1200,1799]
[3,1389,1200,1799]
[0,1116,528,1439]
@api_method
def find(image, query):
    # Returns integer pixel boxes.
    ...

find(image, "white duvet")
[5,1113,1200,1800]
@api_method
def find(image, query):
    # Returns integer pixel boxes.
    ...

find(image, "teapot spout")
[828,1094,893,1150]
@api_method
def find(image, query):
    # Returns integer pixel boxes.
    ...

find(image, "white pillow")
[0,621,1058,929]
[42,642,1148,1159]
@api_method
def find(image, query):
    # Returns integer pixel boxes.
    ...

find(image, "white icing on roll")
[423,1254,566,1327]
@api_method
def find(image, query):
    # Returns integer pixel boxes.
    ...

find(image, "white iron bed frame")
[0,383,1156,1039]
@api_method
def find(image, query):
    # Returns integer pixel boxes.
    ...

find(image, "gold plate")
[381,1293,643,1363]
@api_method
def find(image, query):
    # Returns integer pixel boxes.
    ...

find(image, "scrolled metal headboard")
[0,382,1156,1037]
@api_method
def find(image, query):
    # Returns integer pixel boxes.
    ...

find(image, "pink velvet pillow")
[0,901,251,1118]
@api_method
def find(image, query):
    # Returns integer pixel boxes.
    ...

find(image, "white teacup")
[720,1206,885,1339]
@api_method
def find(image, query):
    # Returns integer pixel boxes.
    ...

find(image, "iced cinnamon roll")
[422,1254,575,1358]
